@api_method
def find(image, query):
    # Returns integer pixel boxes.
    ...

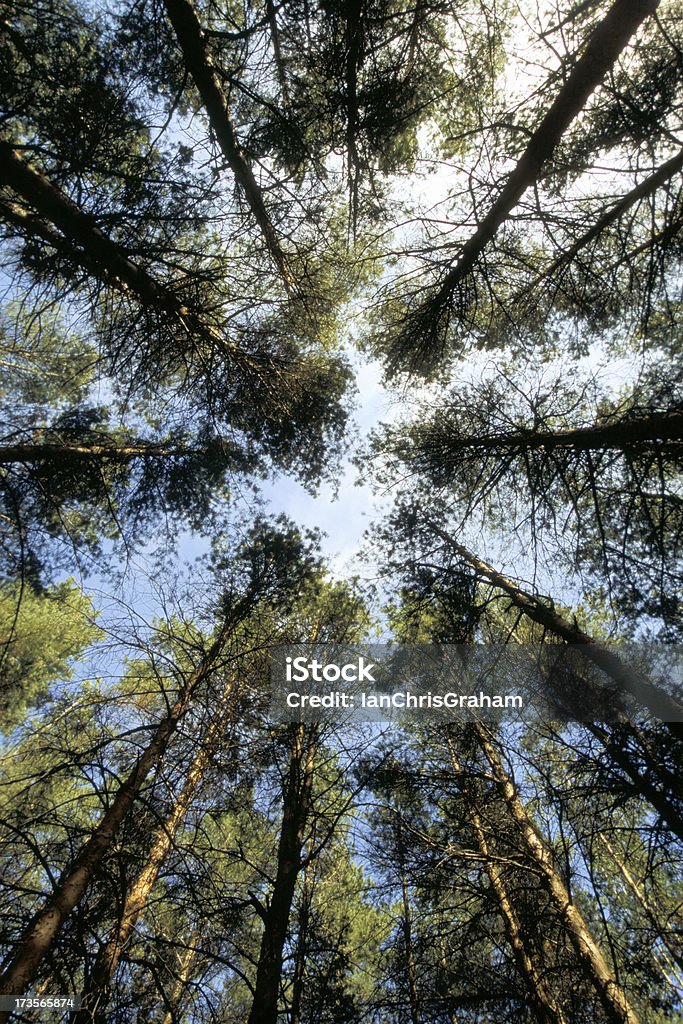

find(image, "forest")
[0,0,682,1021]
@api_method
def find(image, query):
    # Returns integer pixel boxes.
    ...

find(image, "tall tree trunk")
[246,723,318,1024]
[162,0,292,290]
[472,725,642,1024]
[0,145,182,310]
[0,618,236,1016]
[72,675,237,1024]
[423,409,683,457]
[0,441,200,465]
[395,818,422,1024]
[428,522,683,734]
[289,856,312,1024]
[265,0,290,106]
[0,146,260,376]
[445,736,567,1024]
[427,0,659,312]
[344,0,364,236]
[518,147,683,296]
[160,934,200,1024]
[596,833,683,975]
[483,611,683,829]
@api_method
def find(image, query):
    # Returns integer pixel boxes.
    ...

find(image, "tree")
[161,0,293,288]
[0,517,323,1012]
[0,578,102,732]
[471,723,641,1024]
[362,718,652,1023]
[0,405,250,579]
[390,0,661,370]
[372,362,683,637]
[0,0,358,506]
[71,667,239,1023]
[1,0,682,1019]
[369,0,682,372]
[246,577,372,1024]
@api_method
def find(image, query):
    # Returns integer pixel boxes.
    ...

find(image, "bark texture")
[0,442,200,465]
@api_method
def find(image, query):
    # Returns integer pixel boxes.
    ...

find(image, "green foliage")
[0,0,681,1021]
[0,304,96,411]
[0,577,102,732]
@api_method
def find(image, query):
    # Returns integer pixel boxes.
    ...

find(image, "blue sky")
[259,355,399,579]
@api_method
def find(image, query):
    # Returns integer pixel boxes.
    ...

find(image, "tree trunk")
[246,723,318,1024]
[0,195,104,280]
[429,409,683,456]
[596,833,683,975]
[520,147,683,295]
[430,0,659,307]
[0,145,179,310]
[428,522,683,734]
[344,0,364,236]
[160,934,200,1024]
[0,441,199,465]
[289,857,312,1024]
[0,146,256,374]
[0,618,235,1016]
[473,725,642,1024]
[265,0,290,106]
[446,736,567,1024]
[72,675,236,1024]
[162,0,292,289]
[394,817,421,1024]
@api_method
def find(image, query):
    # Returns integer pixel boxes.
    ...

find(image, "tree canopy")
[0,0,682,1021]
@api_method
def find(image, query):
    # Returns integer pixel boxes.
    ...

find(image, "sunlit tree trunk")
[159,933,200,1024]
[446,736,567,1024]
[73,675,236,1024]
[0,618,235,1017]
[596,833,683,977]
[472,725,641,1024]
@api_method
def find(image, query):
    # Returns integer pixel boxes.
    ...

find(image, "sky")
[259,356,399,580]
[3,0,667,648]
